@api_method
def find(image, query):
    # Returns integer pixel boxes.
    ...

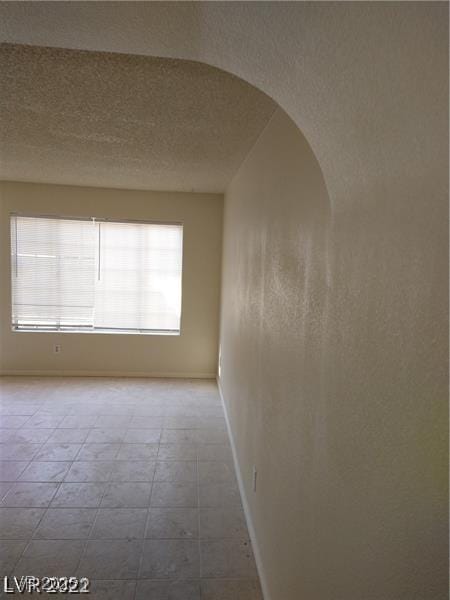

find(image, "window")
[10,215,183,334]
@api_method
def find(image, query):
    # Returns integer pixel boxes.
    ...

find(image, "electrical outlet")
[53,344,62,354]
[252,466,257,492]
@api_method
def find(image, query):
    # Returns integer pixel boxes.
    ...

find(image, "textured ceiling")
[0,43,275,192]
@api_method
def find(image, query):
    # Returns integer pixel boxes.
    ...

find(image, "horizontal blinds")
[95,221,183,331]
[11,215,183,332]
[11,216,96,328]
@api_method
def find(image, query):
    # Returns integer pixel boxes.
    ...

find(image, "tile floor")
[0,377,262,599]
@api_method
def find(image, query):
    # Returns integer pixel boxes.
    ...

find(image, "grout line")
[73,445,112,579]
[135,435,158,587]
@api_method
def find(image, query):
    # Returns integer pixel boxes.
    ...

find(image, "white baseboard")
[0,370,215,379]
[217,376,272,600]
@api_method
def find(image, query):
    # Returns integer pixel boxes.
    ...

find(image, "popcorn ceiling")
[0,43,275,193]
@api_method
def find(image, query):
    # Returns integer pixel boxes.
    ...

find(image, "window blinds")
[11,215,183,333]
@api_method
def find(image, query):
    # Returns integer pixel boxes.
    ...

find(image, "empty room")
[0,2,448,600]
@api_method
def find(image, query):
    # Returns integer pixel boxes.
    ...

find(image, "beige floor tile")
[145,508,198,539]
[15,539,85,577]
[139,539,200,579]
[199,508,248,538]
[33,508,97,539]
[200,539,257,578]
[151,482,198,508]
[0,507,45,538]
[90,508,147,539]
[78,539,143,579]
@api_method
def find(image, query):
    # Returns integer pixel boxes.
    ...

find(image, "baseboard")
[217,376,272,600]
[0,370,215,379]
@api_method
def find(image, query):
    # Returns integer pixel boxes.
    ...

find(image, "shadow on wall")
[219,99,447,599]
[219,107,334,600]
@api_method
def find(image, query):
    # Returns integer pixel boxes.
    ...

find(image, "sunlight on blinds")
[95,221,183,331]
[11,215,183,333]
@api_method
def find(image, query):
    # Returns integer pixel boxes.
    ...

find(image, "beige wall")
[219,108,448,600]
[0,181,223,377]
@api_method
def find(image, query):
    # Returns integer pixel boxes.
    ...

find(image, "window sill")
[11,328,180,336]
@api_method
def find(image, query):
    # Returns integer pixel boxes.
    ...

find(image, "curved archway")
[0,2,446,202]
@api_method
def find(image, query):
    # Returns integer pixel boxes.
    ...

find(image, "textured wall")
[0,181,223,377]
[220,108,447,600]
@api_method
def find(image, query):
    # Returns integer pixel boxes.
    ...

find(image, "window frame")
[10,212,184,336]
